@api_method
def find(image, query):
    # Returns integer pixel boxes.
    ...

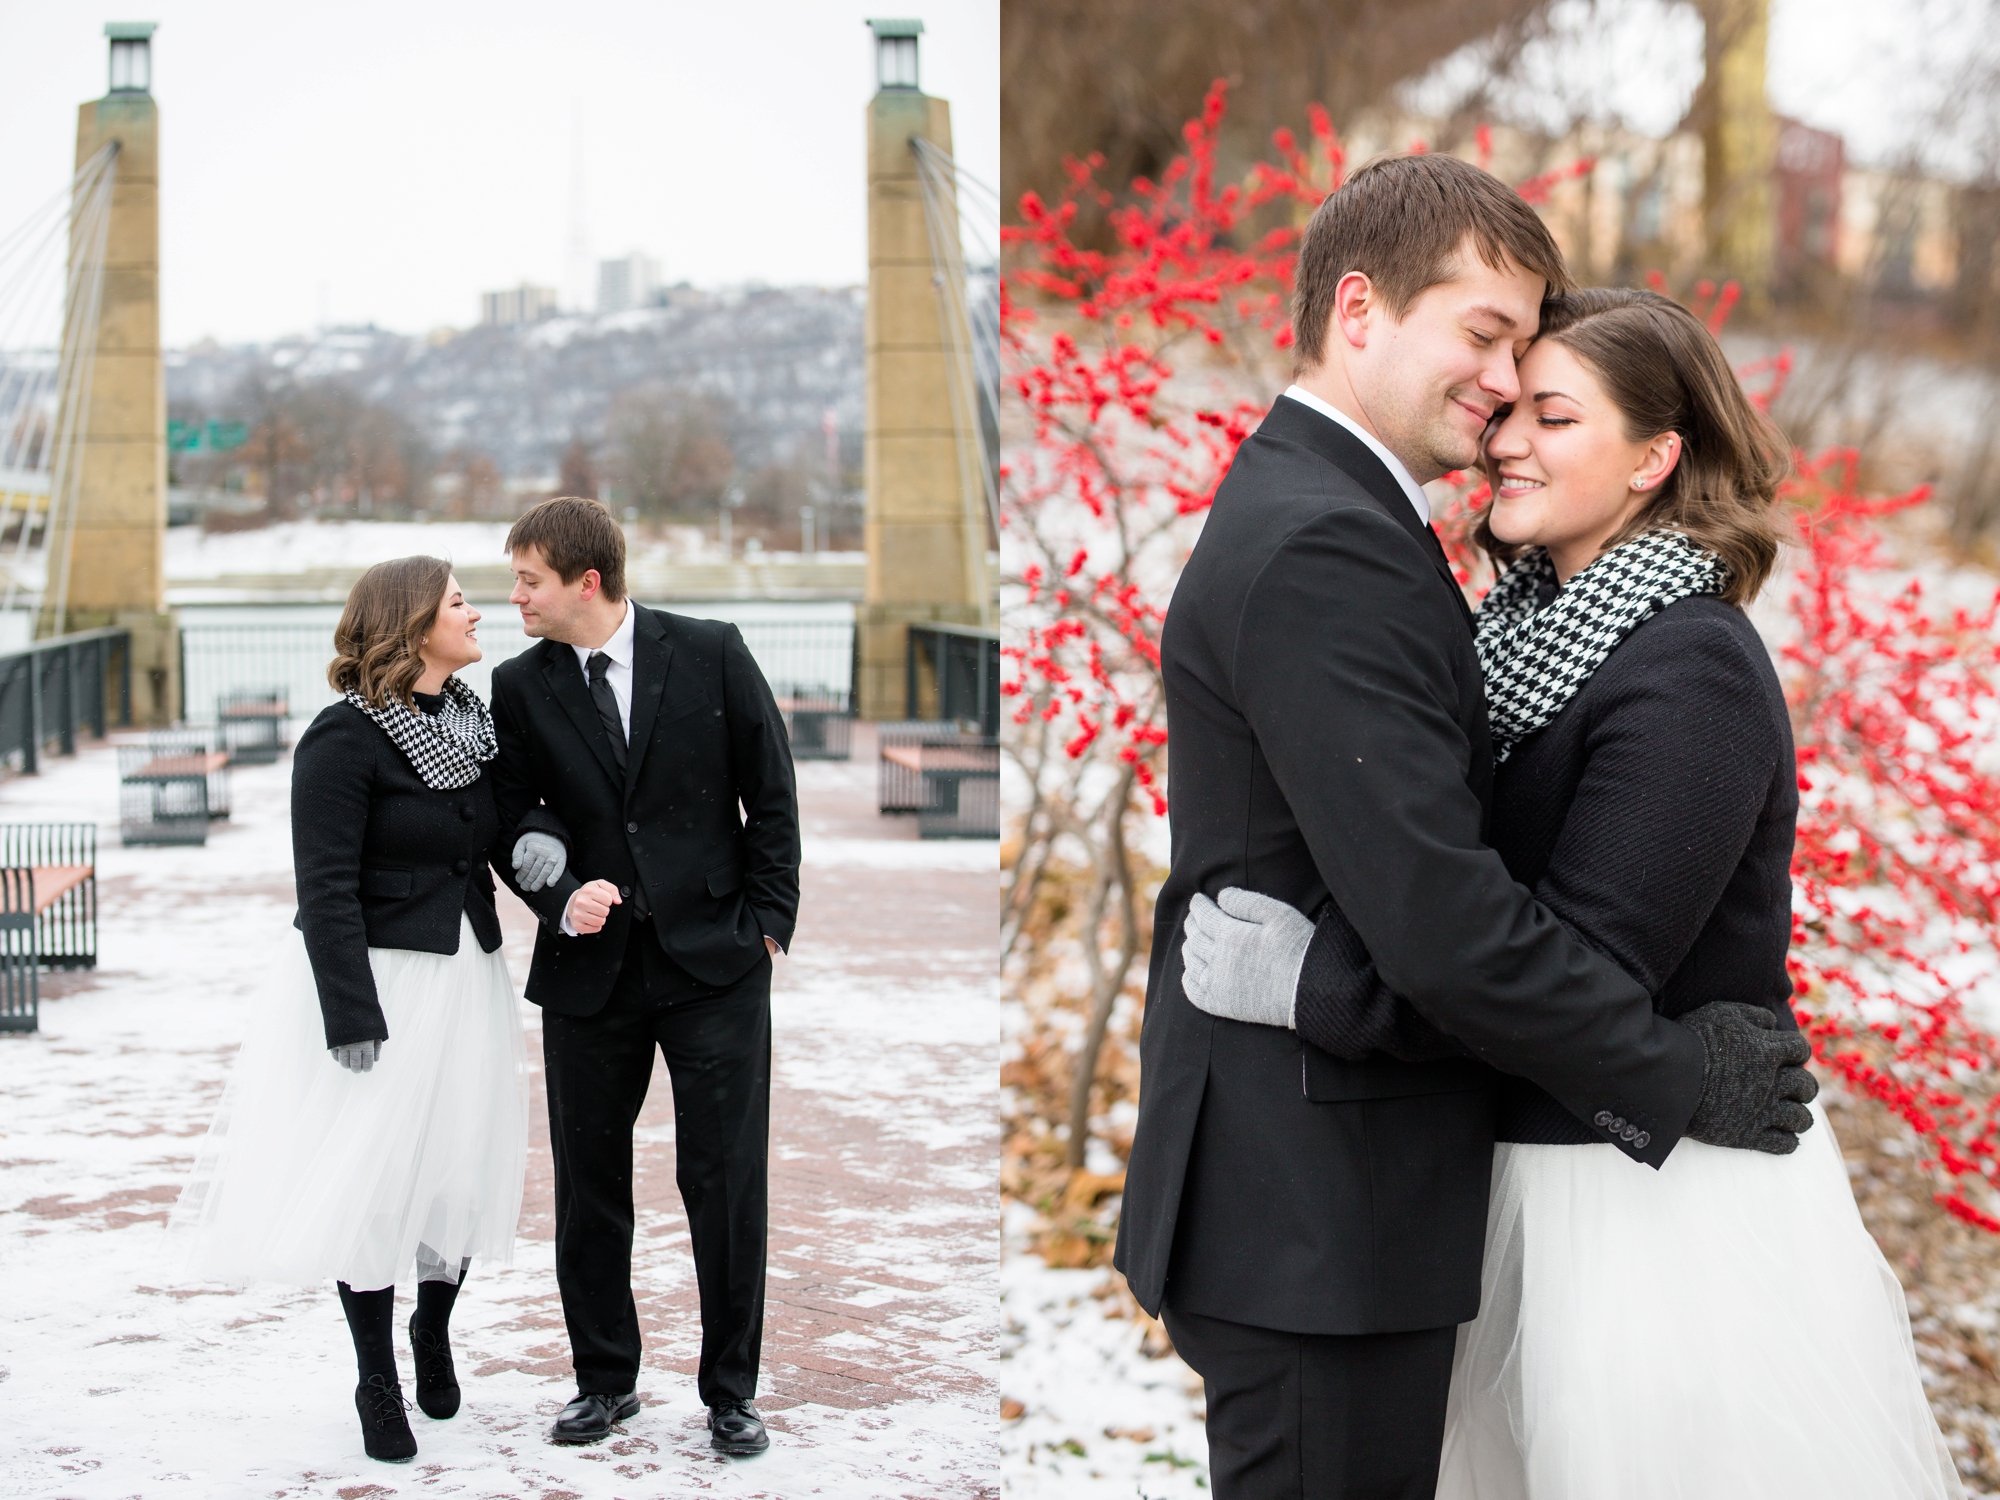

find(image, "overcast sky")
[0,0,998,347]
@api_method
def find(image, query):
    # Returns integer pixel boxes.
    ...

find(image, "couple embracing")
[1115,154,1962,1498]
[167,496,799,1464]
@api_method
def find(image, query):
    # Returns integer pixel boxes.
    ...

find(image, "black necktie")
[586,650,627,776]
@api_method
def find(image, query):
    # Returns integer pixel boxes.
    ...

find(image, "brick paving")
[1,724,997,1499]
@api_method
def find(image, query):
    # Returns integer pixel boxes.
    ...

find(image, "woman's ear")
[1631,431,1682,493]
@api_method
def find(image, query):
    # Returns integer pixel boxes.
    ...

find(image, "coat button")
[627,821,639,834]
[459,805,474,821]
[1610,1116,1627,1133]
[1593,1111,1614,1128]
[1633,1132,1651,1150]
[620,885,632,899]
[454,859,469,875]
[1620,1124,1639,1142]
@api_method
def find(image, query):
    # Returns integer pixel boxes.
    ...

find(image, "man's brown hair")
[328,555,452,707]
[1290,153,1573,375]
[505,495,627,602]
[1474,287,1789,606]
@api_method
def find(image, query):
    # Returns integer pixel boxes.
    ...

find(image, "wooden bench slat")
[26,865,90,914]
[127,752,230,779]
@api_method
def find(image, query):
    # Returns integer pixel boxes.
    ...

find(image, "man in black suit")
[487,496,799,1456]
[1112,155,1812,1498]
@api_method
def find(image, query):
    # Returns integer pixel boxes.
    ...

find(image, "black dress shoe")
[548,1389,640,1445]
[354,1373,418,1463]
[409,1320,460,1420]
[708,1398,770,1455]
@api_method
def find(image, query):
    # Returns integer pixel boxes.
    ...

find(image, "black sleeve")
[292,708,387,1049]
[721,624,801,951]
[1526,614,1783,991]
[1291,612,1783,1067]
[486,672,580,925]
[1294,902,1464,1063]
[1234,507,1705,1164]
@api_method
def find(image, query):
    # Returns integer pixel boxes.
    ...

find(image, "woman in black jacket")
[1182,291,1960,1497]
[169,557,584,1464]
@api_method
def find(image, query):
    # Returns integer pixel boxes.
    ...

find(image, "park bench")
[0,822,98,1034]
[776,687,853,761]
[218,686,289,765]
[118,731,232,846]
[876,723,1000,839]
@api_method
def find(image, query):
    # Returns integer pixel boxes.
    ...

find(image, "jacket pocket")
[660,691,711,724]
[361,866,413,899]
[705,858,744,898]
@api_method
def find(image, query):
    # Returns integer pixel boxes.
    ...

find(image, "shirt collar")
[573,599,635,672]
[1282,384,1433,525]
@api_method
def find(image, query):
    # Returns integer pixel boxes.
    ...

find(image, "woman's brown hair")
[328,555,452,707]
[1475,287,1789,605]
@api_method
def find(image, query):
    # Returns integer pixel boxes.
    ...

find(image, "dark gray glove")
[512,831,567,892]
[330,1040,382,1074]
[1680,1002,1818,1154]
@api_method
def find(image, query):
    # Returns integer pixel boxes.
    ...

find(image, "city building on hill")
[480,283,558,327]
[598,252,661,315]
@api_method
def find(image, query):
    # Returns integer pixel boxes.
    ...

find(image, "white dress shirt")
[569,598,635,740]
[1282,384,1433,525]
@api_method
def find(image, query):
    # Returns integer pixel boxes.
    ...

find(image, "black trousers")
[1162,1302,1457,1500]
[541,919,771,1403]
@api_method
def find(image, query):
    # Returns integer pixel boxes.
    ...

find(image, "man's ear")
[1332,270,1375,352]
[578,568,602,602]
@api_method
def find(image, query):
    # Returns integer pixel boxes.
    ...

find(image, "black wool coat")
[1292,595,1800,1146]
[291,700,510,1050]
[488,604,800,1016]
[1112,395,1707,1338]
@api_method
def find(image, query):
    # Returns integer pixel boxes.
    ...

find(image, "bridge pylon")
[854,19,994,722]
[64,22,177,724]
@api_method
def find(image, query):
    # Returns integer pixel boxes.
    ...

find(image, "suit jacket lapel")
[538,638,625,789]
[1263,395,1475,631]
[623,606,672,794]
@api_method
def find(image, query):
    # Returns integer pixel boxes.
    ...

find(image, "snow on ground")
[165,519,524,579]
[999,1203,1208,1499]
[1,741,997,1499]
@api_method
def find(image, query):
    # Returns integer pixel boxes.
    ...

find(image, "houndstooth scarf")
[1476,529,1729,763]
[344,676,497,790]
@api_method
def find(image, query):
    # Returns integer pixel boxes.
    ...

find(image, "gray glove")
[1181,889,1313,1028]
[512,831,567,893]
[330,1040,382,1073]
[1680,1002,1818,1154]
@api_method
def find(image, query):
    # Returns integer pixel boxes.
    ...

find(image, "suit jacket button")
[1610,1116,1627,1132]
[1620,1124,1639,1142]
[620,885,632,899]
[626,821,639,834]
[454,859,469,875]
[1634,1131,1651,1149]
[1593,1111,1614,1128]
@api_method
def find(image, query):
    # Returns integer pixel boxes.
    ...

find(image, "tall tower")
[68,22,175,722]
[856,18,991,721]
[1698,0,1776,306]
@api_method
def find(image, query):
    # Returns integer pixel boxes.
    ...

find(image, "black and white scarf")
[1476,530,1728,763]
[344,676,497,790]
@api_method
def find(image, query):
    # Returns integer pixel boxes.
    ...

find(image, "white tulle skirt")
[166,915,528,1292]
[1435,1101,1963,1499]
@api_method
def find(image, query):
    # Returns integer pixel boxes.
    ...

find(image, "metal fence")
[179,614,855,729]
[0,628,130,774]
[906,623,999,735]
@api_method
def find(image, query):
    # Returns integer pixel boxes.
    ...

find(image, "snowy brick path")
[0,728,997,1498]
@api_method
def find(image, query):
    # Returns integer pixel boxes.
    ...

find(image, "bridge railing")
[0,628,131,774]
[178,615,856,729]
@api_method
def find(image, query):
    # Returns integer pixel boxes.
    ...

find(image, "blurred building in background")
[596,251,661,315]
[479,283,558,328]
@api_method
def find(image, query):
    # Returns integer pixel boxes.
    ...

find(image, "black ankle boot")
[354,1371,417,1462]
[409,1320,461,1420]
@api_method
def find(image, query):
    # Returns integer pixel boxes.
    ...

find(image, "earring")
[1631,480,1644,490]
[421,636,428,644]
